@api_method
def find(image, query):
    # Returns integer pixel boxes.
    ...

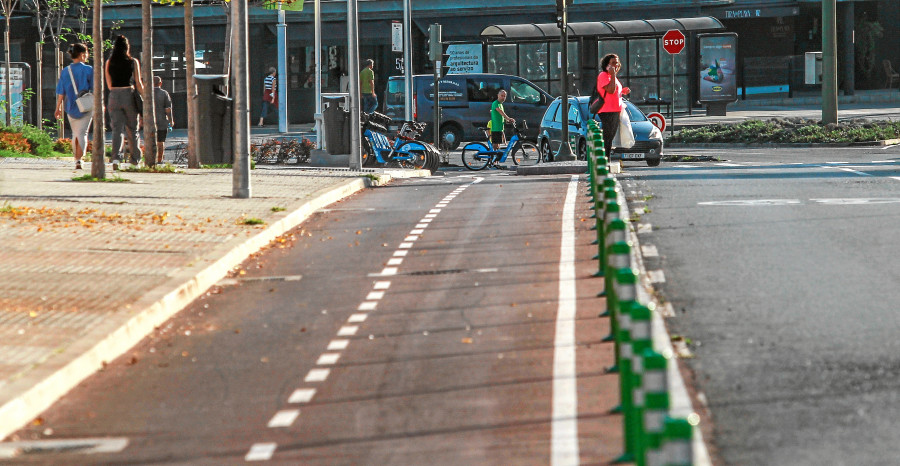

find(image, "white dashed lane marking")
[245,178,481,462]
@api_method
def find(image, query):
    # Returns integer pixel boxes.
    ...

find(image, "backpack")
[589,73,607,114]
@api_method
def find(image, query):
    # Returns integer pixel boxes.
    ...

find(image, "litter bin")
[194,74,233,164]
[323,96,350,155]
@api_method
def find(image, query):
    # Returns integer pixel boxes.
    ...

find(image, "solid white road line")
[348,313,368,323]
[316,353,341,365]
[551,175,580,466]
[245,443,277,461]
[267,410,300,428]
[327,339,349,350]
[304,368,330,382]
[373,281,391,290]
[288,388,316,404]
[834,166,873,177]
[337,326,359,336]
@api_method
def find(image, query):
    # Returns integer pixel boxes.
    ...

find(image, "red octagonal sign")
[663,29,686,55]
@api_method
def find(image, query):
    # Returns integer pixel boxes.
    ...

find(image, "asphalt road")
[622,144,900,465]
[2,170,620,464]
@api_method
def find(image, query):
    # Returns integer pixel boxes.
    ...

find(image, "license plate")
[621,153,645,160]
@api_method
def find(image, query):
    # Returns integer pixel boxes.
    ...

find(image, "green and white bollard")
[663,417,693,466]
[641,349,670,466]
[627,304,653,465]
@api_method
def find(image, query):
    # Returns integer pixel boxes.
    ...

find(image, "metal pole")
[35,42,41,130]
[822,0,838,124]
[347,0,361,169]
[232,0,251,198]
[671,55,675,138]
[556,2,575,161]
[277,4,288,133]
[402,0,412,121]
[314,0,322,149]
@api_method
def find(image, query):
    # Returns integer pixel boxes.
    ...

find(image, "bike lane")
[4,172,622,465]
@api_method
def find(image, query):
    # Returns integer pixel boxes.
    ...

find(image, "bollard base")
[601,334,615,343]
[605,364,619,374]
[612,453,635,464]
[609,404,623,414]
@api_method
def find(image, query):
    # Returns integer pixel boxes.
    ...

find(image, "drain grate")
[403,268,497,276]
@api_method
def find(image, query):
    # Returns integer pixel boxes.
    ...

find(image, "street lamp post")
[822,0,838,124]
[347,0,361,169]
[402,0,413,121]
[555,0,576,162]
[277,3,288,133]
[232,0,251,198]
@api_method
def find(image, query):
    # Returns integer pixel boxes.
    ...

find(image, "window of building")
[520,43,548,82]
[487,44,516,75]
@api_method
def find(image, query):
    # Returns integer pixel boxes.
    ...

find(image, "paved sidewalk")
[0,159,427,440]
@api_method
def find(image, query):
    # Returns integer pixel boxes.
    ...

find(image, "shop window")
[520,43,548,82]
[549,41,579,79]
[628,38,657,77]
[487,44,517,75]
[467,78,503,102]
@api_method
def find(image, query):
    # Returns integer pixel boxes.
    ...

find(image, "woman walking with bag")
[54,43,93,170]
[105,35,145,169]
[594,54,631,158]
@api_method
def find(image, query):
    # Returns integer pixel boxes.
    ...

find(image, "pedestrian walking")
[258,67,277,126]
[152,76,173,164]
[105,35,145,170]
[594,53,631,158]
[54,43,93,170]
[360,59,377,114]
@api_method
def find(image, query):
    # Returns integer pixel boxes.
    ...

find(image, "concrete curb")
[615,189,713,466]
[0,175,390,441]
[667,138,900,149]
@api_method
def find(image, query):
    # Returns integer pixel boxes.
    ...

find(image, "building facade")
[5,0,898,125]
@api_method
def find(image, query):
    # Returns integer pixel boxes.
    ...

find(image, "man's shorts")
[490,131,504,145]
[156,130,168,143]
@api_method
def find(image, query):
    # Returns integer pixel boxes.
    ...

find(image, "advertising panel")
[698,33,738,103]
[446,44,482,74]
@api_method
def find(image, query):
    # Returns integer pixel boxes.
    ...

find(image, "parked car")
[384,73,552,150]
[537,96,663,166]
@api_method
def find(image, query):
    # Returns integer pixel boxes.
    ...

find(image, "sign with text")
[445,43,482,74]
[663,30,686,55]
[698,33,739,103]
[391,22,403,53]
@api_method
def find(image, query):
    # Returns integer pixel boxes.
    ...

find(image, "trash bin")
[194,74,233,164]
[323,96,350,155]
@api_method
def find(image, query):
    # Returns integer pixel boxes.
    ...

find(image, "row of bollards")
[586,120,695,466]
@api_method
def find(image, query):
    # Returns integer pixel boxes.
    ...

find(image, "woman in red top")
[595,54,631,158]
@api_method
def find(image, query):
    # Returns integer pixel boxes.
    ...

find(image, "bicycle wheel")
[461,142,491,171]
[361,138,377,167]
[512,142,541,166]
[396,142,429,170]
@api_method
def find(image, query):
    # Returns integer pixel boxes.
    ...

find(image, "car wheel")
[440,124,462,151]
[577,139,586,160]
[646,157,661,167]
[540,139,552,162]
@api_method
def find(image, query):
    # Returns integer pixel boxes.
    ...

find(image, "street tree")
[0,0,20,126]
[141,0,156,166]
[90,0,104,178]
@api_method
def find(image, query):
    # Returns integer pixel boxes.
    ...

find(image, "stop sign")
[663,29,686,54]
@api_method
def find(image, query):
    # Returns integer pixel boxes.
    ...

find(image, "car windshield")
[386,79,405,106]
[577,100,648,122]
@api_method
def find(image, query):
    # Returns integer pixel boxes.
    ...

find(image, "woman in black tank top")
[105,35,144,168]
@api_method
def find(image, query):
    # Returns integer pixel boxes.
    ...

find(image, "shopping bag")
[613,105,635,149]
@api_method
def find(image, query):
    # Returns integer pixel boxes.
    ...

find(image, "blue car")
[537,96,664,166]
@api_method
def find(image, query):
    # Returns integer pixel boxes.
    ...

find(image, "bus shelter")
[480,17,725,114]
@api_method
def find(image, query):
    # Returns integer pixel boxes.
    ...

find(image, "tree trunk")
[5,15,12,126]
[185,0,199,168]
[141,0,157,167]
[91,0,105,179]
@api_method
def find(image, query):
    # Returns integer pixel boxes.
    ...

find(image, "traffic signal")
[555,0,572,13]
[440,52,451,77]
[428,24,442,62]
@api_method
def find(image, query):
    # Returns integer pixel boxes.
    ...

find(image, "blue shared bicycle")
[460,121,540,171]
[360,112,439,173]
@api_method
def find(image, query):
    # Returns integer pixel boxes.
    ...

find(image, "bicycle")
[360,112,438,173]
[460,121,540,170]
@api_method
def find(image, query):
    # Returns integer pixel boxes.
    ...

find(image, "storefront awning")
[481,16,725,41]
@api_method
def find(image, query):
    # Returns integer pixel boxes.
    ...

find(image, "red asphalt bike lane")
[4,173,623,465]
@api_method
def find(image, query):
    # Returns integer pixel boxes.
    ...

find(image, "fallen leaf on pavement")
[461,338,473,344]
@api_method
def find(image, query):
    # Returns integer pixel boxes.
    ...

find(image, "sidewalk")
[0,159,427,441]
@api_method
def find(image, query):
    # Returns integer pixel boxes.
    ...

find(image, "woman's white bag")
[67,66,93,114]
[613,103,635,149]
